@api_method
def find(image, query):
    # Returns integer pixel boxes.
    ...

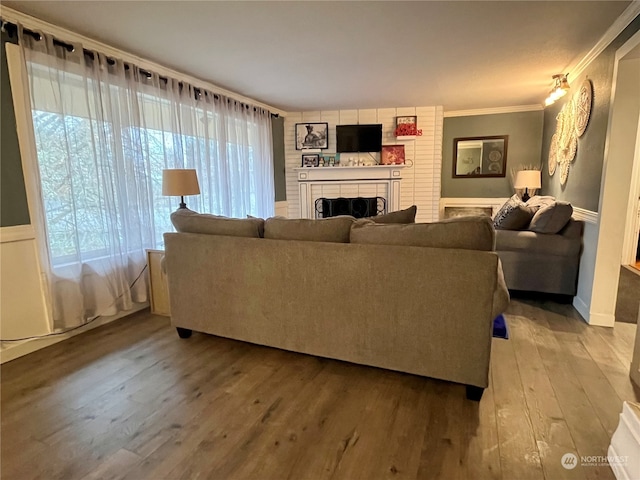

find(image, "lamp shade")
[514,170,541,189]
[162,169,200,196]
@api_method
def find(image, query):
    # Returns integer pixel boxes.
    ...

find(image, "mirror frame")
[452,135,509,178]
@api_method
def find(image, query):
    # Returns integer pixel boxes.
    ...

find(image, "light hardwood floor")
[1,298,638,480]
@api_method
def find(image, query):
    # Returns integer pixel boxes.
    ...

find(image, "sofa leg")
[176,327,192,339]
[466,385,484,401]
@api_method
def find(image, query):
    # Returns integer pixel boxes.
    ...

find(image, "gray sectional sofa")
[163,209,510,401]
[493,195,584,296]
[496,219,583,295]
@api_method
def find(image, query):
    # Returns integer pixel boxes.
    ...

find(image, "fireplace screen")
[315,197,387,219]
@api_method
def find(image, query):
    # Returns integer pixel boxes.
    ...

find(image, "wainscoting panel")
[0,225,50,344]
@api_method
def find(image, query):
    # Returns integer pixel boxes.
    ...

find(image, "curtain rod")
[0,18,279,117]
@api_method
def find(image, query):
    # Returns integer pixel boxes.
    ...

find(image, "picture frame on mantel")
[295,123,329,150]
[301,153,320,167]
[380,145,406,165]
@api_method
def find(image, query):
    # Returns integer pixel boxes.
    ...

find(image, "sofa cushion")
[369,205,417,224]
[493,194,536,230]
[264,216,356,243]
[528,201,573,234]
[350,216,495,251]
[495,228,581,256]
[171,208,264,238]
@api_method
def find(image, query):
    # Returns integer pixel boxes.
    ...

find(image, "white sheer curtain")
[19,28,274,329]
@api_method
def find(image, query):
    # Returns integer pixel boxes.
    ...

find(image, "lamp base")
[522,189,531,202]
[179,196,187,209]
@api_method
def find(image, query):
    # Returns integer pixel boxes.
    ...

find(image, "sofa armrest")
[559,218,584,239]
[492,259,510,319]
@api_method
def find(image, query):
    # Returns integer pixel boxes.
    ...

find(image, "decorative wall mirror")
[453,135,508,178]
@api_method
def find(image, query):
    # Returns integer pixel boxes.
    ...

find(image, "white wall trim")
[567,1,640,83]
[572,295,591,324]
[572,207,599,225]
[0,6,286,117]
[0,224,35,243]
[444,105,543,118]
[439,197,509,219]
[587,311,616,327]
[0,303,148,364]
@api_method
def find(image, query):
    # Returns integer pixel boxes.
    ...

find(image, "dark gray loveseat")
[495,218,584,296]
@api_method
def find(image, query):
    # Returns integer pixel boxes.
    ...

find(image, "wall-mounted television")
[336,124,383,153]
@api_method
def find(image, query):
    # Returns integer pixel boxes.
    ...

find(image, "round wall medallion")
[560,160,570,186]
[558,100,575,152]
[574,79,593,137]
[566,132,578,163]
[548,134,558,176]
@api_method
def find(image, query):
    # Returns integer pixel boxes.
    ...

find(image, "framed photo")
[322,153,338,167]
[295,122,329,150]
[380,145,406,165]
[395,116,419,136]
[301,153,320,167]
[396,115,417,127]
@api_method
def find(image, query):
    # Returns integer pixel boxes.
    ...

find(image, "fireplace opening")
[315,197,387,219]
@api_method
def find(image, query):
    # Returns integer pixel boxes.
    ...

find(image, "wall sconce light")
[544,73,570,106]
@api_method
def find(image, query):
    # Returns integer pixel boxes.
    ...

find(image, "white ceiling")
[2,1,633,113]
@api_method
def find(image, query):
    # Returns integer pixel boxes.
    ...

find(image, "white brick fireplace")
[294,165,404,219]
[284,107,443,221]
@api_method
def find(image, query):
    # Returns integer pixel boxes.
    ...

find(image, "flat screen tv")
[336,124,383,153]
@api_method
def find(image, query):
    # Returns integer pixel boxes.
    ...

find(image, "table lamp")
[514,170,541,202]
[162,169,200,209]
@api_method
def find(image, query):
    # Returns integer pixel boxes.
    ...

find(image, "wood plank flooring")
[2,298,638,480]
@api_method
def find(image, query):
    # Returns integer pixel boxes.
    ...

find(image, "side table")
[146,249,170,316]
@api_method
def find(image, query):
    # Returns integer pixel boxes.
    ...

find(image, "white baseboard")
[588,311,616,327]
[572,296,615,327]
[573,295,590,323]
[0,303,148,364]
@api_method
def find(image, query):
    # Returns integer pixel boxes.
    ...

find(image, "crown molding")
[567,1,640,82]
[0,6,287,117]
[443,105,543,118]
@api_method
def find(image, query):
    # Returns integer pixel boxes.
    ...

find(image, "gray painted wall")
[442,111,544,198]
[541,15,640,212]
[1,30,30,227]
[271,116,286,201]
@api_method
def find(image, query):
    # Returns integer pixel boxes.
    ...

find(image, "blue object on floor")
[493,314,509,339]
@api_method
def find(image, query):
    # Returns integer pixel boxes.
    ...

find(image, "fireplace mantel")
[294,165,405,182]
[294,165,405,218]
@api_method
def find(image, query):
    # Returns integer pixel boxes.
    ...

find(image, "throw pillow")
[264,216,356,243]
[528,201,573,234]
[171,208,264,238]
[350,216,495,251]
[368,205,417,224]
[493,195,536,230]
[525,195,556,209]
